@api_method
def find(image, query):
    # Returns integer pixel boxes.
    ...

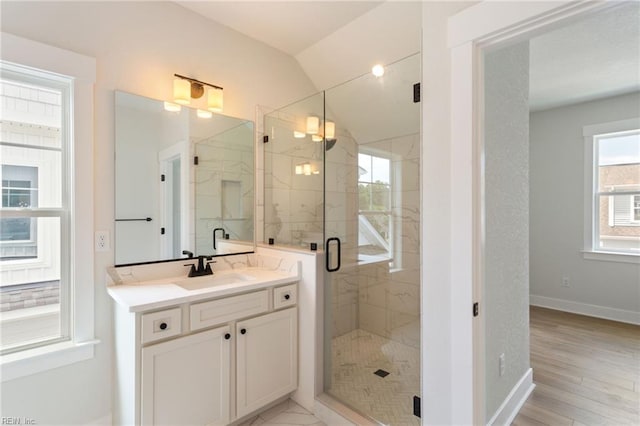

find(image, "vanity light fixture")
[306,116,319,134]
[324,121,335,139]
[295,162,319,176]
[207,87,223,112]
[163,101,181,112]
[173,78,191,105]
[294,116,336,141]
[173,73,224,112]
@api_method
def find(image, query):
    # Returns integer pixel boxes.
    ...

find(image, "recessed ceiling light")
[372,64,385,77]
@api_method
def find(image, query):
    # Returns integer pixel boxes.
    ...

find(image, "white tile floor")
[238,399,325,426]
[327,329,421,426]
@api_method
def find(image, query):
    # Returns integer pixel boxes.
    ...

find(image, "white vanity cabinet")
[141,326,231,425]
[236,308,297,418]
[112,281,298,426]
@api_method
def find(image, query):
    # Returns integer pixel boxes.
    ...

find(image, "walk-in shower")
[264,53,421,425]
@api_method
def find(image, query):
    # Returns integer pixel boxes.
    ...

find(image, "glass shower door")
[261,53,421,424]
[323,53,421,425]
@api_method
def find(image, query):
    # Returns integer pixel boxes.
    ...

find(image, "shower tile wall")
[331,133,420,349]
[194,124,254,254]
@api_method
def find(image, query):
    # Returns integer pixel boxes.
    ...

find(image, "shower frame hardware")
[115,217,152,222]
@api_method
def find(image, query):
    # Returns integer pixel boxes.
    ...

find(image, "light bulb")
[207,87,223,112]
[372,64,385,77]
[173,78,191,105]
[306,116,319,134]
[325,121,335,139]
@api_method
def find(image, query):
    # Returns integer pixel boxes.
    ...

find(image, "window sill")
[582,250,640,264]
[1,338,99,382]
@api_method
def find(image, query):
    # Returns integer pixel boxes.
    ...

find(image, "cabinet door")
[236,307,297,418]
[141,326,230,426]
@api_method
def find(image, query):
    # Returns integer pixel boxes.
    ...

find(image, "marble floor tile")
[239,399,325,426]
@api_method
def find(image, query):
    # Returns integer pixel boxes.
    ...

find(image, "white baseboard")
[487,368,534,426]
[530,295,640,325]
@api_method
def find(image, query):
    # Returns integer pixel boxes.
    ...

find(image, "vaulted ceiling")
[174,1,639,120]
[175,1,383,56]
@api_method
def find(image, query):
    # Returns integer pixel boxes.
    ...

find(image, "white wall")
[484,41,531,421]
[0,2,316,424]
[420,2,476,424]
[530,92,640,320]
[296,1,422,91]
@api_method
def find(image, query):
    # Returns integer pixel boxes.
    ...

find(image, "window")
[358,152,392,259]
[1,33,96,381]
[590,126,640,255]
[0,64,70,354]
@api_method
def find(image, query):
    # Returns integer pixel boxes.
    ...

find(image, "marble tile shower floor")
[328,329,421,426]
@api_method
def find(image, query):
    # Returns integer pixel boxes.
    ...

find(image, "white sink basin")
[175,272,255,291]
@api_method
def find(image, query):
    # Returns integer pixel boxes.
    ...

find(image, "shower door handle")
[325,237,341,272]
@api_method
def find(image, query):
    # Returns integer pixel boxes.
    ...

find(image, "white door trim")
[447,2,615,424]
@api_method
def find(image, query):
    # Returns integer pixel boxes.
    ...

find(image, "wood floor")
[512,306,640,426]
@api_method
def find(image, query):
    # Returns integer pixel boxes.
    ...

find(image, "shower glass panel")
[263,93,325,248]
[263,53,420,424]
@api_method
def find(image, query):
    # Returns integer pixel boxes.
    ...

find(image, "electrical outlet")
[95,231,110,252]
[562,276,570,287]
[499,353,505,377]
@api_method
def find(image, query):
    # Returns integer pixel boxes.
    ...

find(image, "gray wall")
[530,92,640,315]
[484,41,531,420]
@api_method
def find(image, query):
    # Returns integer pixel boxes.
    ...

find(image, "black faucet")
[185,255,215,277]
[213,228,225,250]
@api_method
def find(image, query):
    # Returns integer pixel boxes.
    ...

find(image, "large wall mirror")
[115,91,255,265]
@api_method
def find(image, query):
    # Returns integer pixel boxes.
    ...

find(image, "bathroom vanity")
[108,255,299,425]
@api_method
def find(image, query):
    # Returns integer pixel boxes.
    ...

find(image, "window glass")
[358,152,392,257]
[0,67,69,353]
[594,131,640,253]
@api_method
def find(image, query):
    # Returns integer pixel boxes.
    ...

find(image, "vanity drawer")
[141,307,182,344]
[273,283,297,310]
[191,290,269,331]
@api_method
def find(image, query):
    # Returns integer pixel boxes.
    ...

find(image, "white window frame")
[0,33,97,381]
[356,148,409,270]
[583,118,640,263]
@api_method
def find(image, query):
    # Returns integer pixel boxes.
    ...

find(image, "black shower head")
[325,138,337,151]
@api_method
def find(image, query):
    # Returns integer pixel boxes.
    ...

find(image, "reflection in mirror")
[115,91,254,266]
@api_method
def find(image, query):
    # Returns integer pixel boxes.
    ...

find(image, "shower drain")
[373,369,390,378]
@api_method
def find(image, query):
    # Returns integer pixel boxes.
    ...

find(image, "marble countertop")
[107,267,298,313]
